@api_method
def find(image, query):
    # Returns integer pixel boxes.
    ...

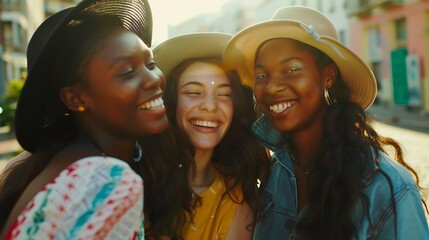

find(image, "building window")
[395,18,407,47]
[329,0,335,13]
[368,26,382,61]
[317,0,323,11]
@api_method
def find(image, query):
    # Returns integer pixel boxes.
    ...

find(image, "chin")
[272,122,294,133]
[143,119,169,136]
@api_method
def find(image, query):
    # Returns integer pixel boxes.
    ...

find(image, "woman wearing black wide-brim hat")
[0,0,169,238]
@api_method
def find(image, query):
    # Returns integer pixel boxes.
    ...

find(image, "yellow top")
[181,175,243,240]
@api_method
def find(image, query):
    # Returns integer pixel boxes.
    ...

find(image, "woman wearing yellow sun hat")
[224,6,428,240]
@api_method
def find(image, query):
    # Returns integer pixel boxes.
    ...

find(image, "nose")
[200,95,218,112]
[141,68,164,89]
[264,73,286,95]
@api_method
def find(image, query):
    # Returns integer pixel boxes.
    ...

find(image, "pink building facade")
[349,0,429,112]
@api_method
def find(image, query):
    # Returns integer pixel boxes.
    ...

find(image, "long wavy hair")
[139,129,194,239]
[292,41,427,239]
[163,57,271,231]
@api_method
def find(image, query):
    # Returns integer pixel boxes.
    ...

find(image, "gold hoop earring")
[77,106,85,112]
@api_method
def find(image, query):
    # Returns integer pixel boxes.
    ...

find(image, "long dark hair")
[293,41,427,239]
[163,57,271,231]
[139,130,194,239]
[0,16,139,231]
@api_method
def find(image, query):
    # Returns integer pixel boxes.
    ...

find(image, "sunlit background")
[150,0,229,44]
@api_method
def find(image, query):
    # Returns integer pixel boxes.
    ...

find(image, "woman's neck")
[191,149,216,194]
[290,120,324,169]
[79,131,136,164]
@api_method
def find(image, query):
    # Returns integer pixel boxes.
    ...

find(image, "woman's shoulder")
[364,151,420,201]
[7,156,143,239]
[376,151,418,187]
[48,156,143,205]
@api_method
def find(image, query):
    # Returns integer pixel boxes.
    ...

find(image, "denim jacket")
[252,115,429,240]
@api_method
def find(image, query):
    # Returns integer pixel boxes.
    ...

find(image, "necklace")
[89,137,142,163]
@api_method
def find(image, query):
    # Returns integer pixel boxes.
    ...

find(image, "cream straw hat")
[223,6,377,110]
[153,32,232,76]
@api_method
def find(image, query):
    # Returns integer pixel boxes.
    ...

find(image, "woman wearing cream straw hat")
[153,32,270,239]
[224,6,428,240]
[0,0,170,238]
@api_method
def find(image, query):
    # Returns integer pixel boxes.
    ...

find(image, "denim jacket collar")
[252,114,286,151]
[252,115,296,174]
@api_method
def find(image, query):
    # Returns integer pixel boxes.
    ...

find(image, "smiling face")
[77,28,168,138]
[175,62,233,151]
[254,38,334,133]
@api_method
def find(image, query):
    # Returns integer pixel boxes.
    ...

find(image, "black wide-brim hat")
[15,0,153,153]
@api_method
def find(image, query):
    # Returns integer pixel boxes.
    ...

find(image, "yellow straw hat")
[223,6,377,110]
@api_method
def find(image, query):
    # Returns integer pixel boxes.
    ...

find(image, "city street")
[372,121,429,189]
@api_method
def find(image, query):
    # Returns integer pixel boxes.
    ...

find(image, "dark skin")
[1,28,168,236]
[253,39,337,210]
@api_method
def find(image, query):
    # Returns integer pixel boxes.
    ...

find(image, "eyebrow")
[109,56,134,68]
[254,57,298,69]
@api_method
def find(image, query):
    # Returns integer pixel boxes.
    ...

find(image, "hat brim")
[153,32,232,76]
[223,20,377,110]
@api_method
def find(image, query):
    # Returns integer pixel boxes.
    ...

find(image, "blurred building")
[0,0,42,96]
[168,0,429,113]
[347,0,429,112]
[0,0,78,97]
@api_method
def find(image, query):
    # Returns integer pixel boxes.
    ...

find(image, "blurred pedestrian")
[224,6,429,240]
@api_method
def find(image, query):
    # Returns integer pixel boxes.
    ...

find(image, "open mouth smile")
[138,97,164,110]
[190,120,219,128]
[269,101,296,113]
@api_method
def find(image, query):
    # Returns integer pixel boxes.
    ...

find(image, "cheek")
[253,85,264,104]
[221,100,234,125]
[175,97,192,127]
[253,85,264,99]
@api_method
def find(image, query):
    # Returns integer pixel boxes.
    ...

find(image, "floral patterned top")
[5,156,144,240]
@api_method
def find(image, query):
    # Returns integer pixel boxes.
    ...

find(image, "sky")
[149,0,229,44]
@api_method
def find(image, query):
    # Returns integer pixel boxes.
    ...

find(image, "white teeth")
[139,97,164,110]
[191,120,219,128]
[269,102,293,113]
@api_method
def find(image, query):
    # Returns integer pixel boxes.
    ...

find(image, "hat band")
[300,24,346,60]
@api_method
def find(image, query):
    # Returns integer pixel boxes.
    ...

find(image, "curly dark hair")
[292,41,428,239]
[162,57,271,234]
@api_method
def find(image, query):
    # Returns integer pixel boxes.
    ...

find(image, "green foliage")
[0,79,24,130]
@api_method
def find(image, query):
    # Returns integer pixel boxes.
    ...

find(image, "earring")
[324,88,333,106]
[133,142,143,163]
[323,88,337,106]
[77,106,85,112]
[254,102,263,115]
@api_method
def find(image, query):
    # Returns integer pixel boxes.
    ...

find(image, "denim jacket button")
[285,218,296,231]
